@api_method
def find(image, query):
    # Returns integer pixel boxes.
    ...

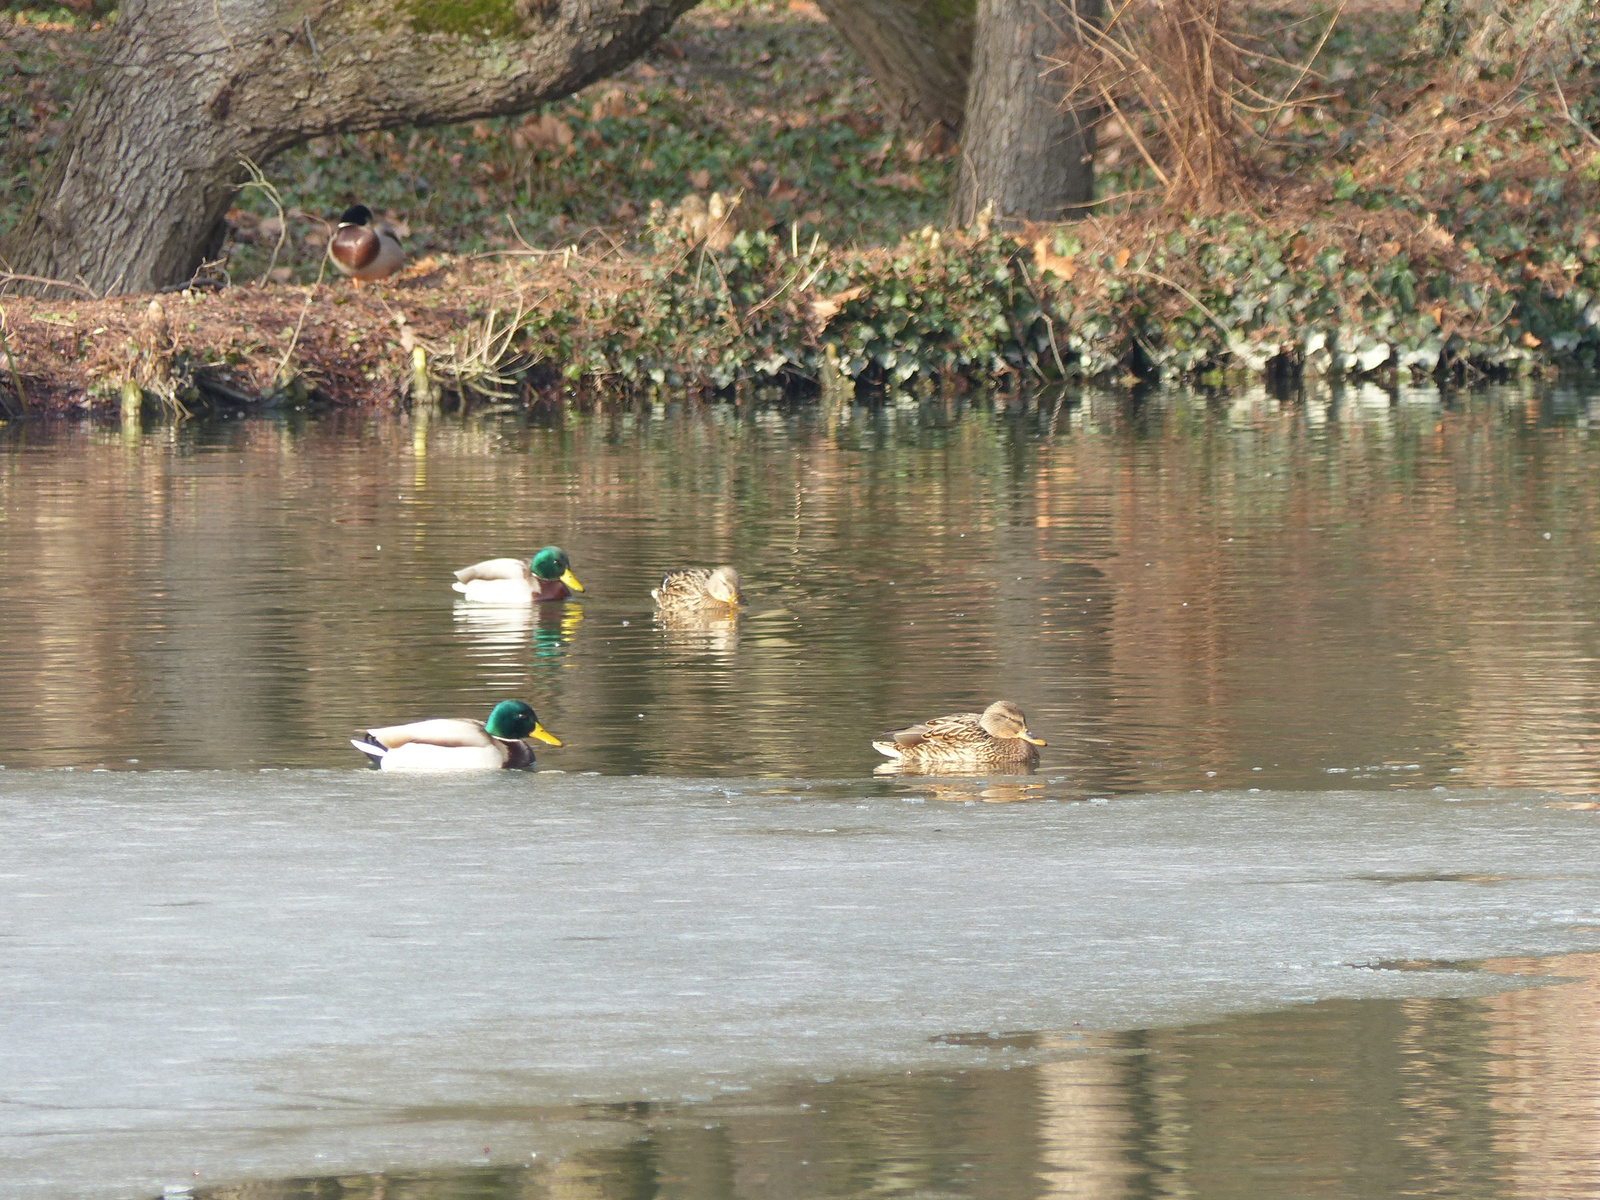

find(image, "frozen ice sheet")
[4,772,1600,1199]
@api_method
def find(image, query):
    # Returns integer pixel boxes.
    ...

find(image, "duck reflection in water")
[653,565,744,657]
[903,780,1049,801]
[454,601,584,670]
[656,605,741,658]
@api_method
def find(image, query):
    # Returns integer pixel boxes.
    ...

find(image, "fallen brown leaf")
[810,285,866,323]
[1031,236,1076,282]
[872,171,924,192]
[590,88,633,121]
[519,114,573,154]
[398,256,441,280]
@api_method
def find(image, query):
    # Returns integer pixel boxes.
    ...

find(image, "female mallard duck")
[452,546,584,603]
[872,700,1046,769]
[351,700,560,770]
[652,565,743,614]
[329,204,404,282]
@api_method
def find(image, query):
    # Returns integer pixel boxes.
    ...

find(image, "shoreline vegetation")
[2,0,1598,417]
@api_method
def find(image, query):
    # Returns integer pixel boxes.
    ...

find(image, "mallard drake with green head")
[453,546,584,603]
[651,565,743,613]
[351,700,561,771]
[872,700,1046,769]
[329,204,404,282]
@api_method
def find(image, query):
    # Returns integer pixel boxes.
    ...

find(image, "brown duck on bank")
[329,204,404,282]
[872,700,1046,769]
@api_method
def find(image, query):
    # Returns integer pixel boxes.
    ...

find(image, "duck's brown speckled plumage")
[872,700,1045,768]
[652,565,743,613]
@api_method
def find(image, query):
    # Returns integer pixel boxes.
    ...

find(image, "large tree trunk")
[813,0,975,137]
[952,0,1099,227]
[1,0,697,296]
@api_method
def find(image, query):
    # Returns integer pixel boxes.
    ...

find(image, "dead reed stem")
[1067,0,1263,207]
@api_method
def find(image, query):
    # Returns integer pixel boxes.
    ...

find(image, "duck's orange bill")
[560,569,585,593]
[531,723,563,746]
[1020,732,1048,746]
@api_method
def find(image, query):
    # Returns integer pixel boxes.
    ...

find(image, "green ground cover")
[2,0,1598,404]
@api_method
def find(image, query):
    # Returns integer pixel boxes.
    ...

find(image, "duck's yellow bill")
[560,569,585,593]
[530,722,563,746]
[1020,732,1048,746]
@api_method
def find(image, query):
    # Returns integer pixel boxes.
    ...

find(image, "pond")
[7,383,1600,788]
[4,382,1600,1199]
[177,952,1600,1200]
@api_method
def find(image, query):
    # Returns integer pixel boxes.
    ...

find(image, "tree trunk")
[952,0,1099,227]
[813,0,975,137]
[0,0,698,296]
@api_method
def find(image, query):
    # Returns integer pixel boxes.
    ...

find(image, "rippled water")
[5,383,1600,788]
[8,383,1600,1200]
[184,954,1600,1200]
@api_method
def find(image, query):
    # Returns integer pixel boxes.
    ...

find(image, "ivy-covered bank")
[4,0,1600,413]
[535,202,1568,396]
[0,185,1587,417]
[492,55,1600,397]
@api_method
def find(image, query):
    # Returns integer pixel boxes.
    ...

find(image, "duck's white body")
[331,219,404,281]
[351,717,529,771]
[452,557,537,604]
[356,225,405,280]
[364,741,511,771]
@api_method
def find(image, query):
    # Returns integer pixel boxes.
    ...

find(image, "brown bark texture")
[952,0,1099,226]
[813,0,974,136]
[1,0,697,296]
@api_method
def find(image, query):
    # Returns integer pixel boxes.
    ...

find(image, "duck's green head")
[485,699,562,745]
[530,545,584,593]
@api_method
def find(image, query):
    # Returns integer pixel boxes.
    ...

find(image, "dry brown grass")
[1064,0,1261,207]
[0,264,484,412]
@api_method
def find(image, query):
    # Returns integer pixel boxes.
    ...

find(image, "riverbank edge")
[0,202,1587,418]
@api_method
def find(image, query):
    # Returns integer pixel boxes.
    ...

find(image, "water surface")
[5,382,1600,789]
[8,384,1600,1200]
[4,773,1600,1200]
[185,953,1600,1200]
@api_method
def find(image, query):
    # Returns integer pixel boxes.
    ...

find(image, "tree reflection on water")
[3,382,1600,789]
[191,953,1600,1199]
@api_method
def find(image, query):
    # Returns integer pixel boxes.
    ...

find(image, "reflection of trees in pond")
[1482,953,1600,1196]
[7,388,1600,784]
[188,955,1600,1198]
